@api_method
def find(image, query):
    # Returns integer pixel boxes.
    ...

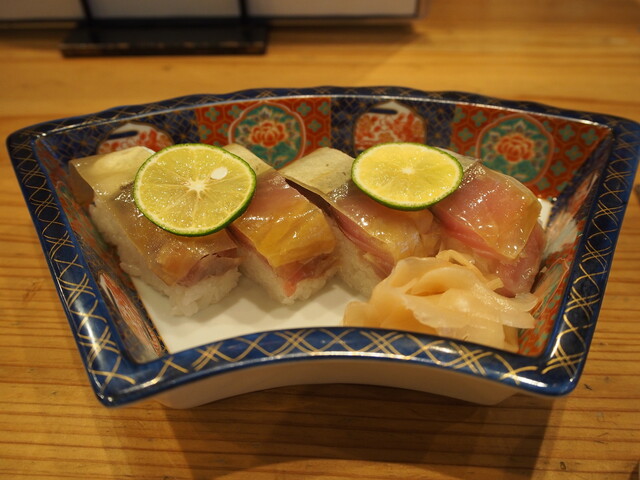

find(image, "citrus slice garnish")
[351,142,464,210]
[133,143,256,236]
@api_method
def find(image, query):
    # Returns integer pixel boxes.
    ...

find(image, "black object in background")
[60,0,268,56]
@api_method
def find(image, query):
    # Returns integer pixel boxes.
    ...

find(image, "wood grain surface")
[1,0,639,478]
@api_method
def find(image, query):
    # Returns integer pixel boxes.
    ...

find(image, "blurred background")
[1,0,638,121]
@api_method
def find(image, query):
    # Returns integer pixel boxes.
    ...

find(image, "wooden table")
[1,1,639,478]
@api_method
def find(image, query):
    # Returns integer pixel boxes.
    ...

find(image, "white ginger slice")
[343,250,538,352]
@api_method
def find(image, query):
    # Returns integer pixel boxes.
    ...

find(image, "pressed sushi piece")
[280,147,442,297]
[430,151,545,296]
[69,146,241,316]
[223,144,338,304]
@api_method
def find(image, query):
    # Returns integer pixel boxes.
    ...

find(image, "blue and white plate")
[7,87,639,407]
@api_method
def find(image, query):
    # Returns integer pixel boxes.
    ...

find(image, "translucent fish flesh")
[102,184,240,288]
[327,181,441,279]
[431,160,544,296]
[229,168,337,297]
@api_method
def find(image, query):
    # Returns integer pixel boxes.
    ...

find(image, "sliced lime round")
[133,143,256,236]
[352,142,463,210]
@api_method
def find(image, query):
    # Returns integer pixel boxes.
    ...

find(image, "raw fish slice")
[231,170,335,270]
[328,181,441,278]
[69,146,154,206]
[431,160,541,260]
[102,184,239,288]
[224,144,337,303]
[430,155,544,296]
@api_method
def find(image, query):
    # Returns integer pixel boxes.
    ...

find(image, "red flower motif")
[138,129,172,151]
[355,112,424,151]
[249,120,288,148]
[495,133,535,162]
[97,127,172,154]
[389,113,423,141]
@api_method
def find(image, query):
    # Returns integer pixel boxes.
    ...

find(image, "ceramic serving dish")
[7,87,639,408]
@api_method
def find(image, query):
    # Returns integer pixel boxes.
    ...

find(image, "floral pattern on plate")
[354,100,425,153]
[449,103,612,199]
[196,97,331,168]
[477,114,554,184]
